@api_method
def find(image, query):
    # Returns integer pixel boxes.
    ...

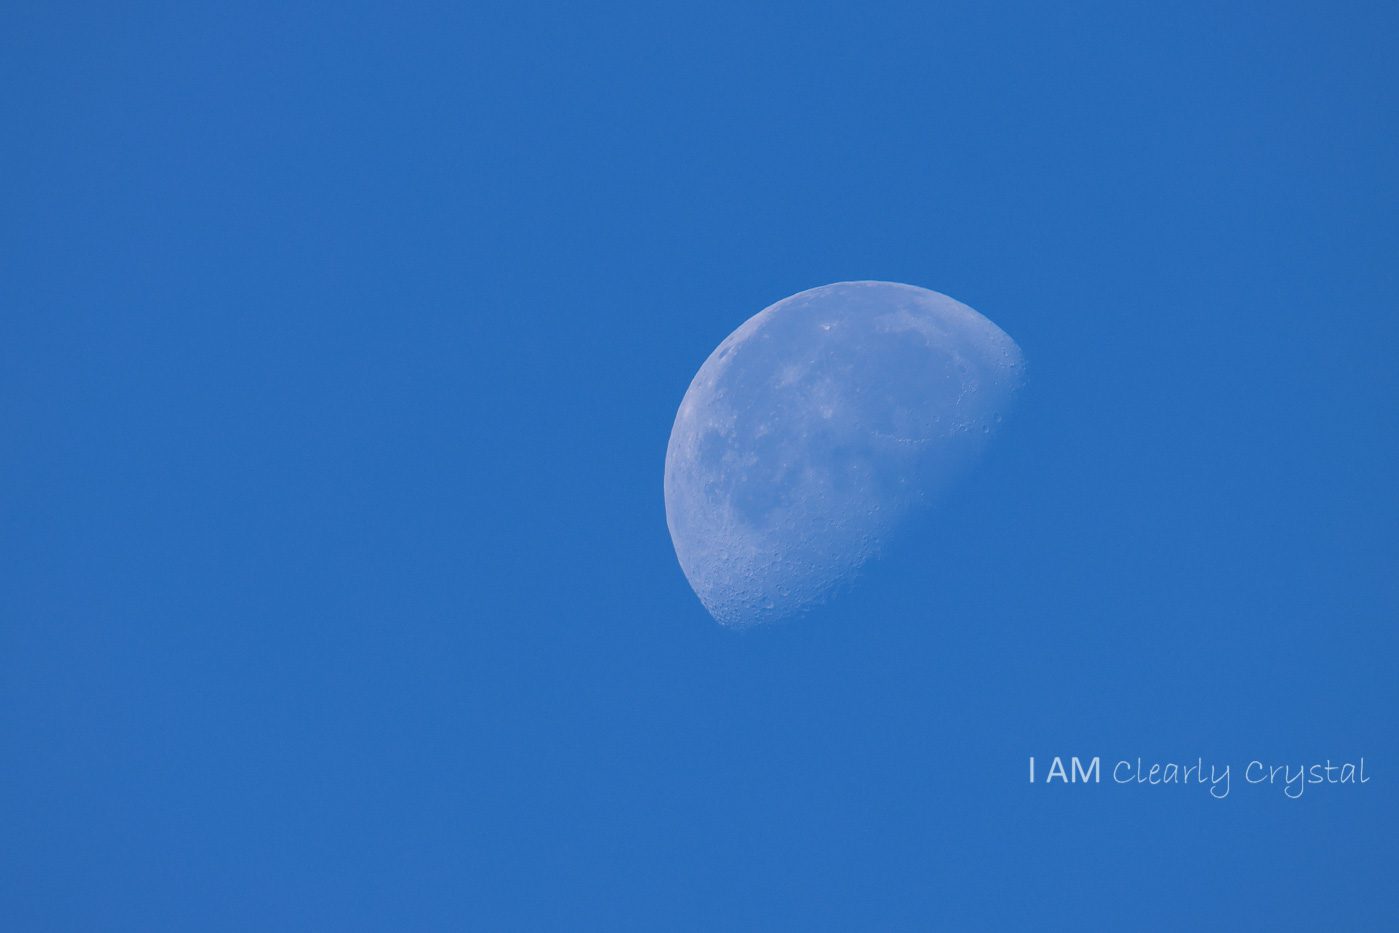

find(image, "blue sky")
[4,2,1397,928]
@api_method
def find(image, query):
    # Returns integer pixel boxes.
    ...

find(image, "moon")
[664,281,1024,627]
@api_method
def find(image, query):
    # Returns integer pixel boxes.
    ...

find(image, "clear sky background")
[4,2,1397,929]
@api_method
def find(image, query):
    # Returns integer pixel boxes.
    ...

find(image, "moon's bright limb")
[664,281,1024,627]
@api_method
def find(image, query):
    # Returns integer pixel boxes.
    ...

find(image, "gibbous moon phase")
[664,281,1024,627]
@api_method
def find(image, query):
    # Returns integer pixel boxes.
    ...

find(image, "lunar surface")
[664,281,1024,627]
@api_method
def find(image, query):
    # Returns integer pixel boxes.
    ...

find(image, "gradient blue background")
[5,2,1397,929]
